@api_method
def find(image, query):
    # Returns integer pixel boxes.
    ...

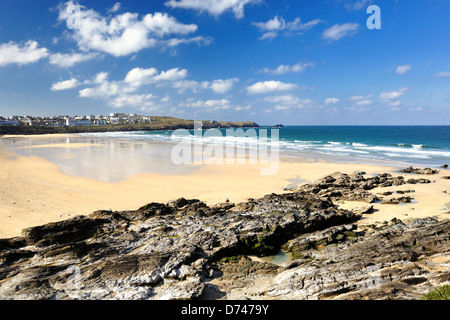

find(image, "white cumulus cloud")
[73,66,238,109]
[247,81,298,94]
[154,68,188,82]
[348,94,373,107]
[210,78,239,93]
[436,72,450,77]
[0,40,49,67]
[349,94,372,101]
[259,61,315,75]
[123,67,188,88]
[171,80,210,93]
[264,95,313,110]
[345,0,373,11]
[124,67,158,86]
[110,93,154,108]
[51,78,80,91]
[49,52,98,68]
[58,1,203,57]
[171,78,238,94]
[379,87,410,108]
[379,87,409,100]
[395,65,411,74]
[181,98,241,112]
[355,99,372,106]
[264,95,301,105]
[253,16,322,39]
[165,0,260,19]
[322,23,360,41]
[325,97,340,104]
[109,2,121,13]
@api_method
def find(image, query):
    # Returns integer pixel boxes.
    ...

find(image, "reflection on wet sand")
[1,135,195,182]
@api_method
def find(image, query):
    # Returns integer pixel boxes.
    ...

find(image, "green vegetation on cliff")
[0,116,259,135]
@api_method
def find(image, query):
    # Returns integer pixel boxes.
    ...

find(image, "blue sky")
[0,0,449,125]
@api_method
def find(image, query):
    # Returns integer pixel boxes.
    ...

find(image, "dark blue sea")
[81,126,450,168]
[272,126,450,166]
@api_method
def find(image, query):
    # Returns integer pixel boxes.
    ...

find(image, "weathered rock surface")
[205,218,450,300]
[265,217,450,300]
[380,196,414,205]
[0,192,359,300]
[292,171,430,203]
[400,166,440,175]
[0,170,448,300]
[352,204,374,214]
[443,202,450,214]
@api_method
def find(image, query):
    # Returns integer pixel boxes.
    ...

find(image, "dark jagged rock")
[0,237,27,250]
[0,249,35,265]
[168,197,201,208]
[400,166,439,175]
[22,216,109,247]
[265,218,450,300]
[395,190,415,194]
[0,170,448,300]
[381,196,414,205]
[406,178,431,184]
[286,224,357,255]
[293,171,434,205]
[135,202,174,219]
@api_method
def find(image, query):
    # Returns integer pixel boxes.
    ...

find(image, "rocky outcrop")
[0,192,360,300]
[206,218,450,300]
[292,171,430,204]
[0,170,448,300]
[265,218,450,300]
[399,166,439,175]
[380,196,414,204]
[443,202,450,214]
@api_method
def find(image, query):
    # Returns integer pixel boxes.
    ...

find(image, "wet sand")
[0,134,448,239]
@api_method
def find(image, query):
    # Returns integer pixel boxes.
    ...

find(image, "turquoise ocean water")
[82,126,450,168]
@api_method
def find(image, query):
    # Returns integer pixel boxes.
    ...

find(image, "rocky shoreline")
[0,168,449,300]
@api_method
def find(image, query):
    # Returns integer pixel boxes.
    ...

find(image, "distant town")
[0,113,259,135]
[0,113,155,127]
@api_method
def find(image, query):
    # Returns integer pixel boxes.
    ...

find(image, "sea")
[80,125,450,168]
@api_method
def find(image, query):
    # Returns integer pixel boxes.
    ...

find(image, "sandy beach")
[0,134,449,239]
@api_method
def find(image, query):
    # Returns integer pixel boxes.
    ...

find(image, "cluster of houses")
[0,113,155,127]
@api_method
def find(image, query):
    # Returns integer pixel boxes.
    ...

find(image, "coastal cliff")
[0,169,449,300]
[0,116,259,136]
